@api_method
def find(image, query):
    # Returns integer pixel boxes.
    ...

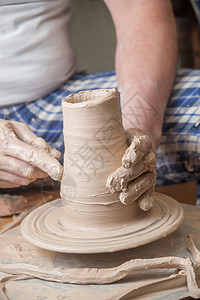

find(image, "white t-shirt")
[0,0,77,106]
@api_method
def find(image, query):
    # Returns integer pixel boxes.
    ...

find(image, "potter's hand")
[0,120,63,188]
[106,128,156,211]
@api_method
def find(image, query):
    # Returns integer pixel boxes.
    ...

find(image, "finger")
[9,121,38,143]
[0,170,35,187]
[30,137,61,159]
[119,171,156,205]
[137,188,154,211]
[10,121,61,159]
[50,148,62,159]
[143,150,156,165]
[122,135,152,169]
[125,128,149,146]
[0,156,47,180]
[2,139,63,181]
[107,164,151,193]
[31,167,48,179]
[0,120,18,139]
[107,166,130,193]
[106,151,156,193]
[0,180,22,188]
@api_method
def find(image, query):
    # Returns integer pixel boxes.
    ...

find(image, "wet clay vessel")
[21,89,184,253]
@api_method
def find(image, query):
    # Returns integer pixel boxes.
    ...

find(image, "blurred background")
[69,0,200,73]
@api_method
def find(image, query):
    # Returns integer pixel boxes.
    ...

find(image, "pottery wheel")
[21,192,184,253]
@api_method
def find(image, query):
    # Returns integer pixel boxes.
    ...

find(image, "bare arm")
[104,0,177,148]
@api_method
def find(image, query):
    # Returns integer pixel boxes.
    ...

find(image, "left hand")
[106,128,156,211]
[0,120,63,188]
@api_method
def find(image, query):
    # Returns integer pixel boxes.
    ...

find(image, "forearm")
[104,0,177,148]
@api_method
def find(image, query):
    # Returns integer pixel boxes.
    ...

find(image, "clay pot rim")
[62,88,120,109]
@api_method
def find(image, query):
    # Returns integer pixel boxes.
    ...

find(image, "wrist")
[117,77,174,149]
[119,81,165,149]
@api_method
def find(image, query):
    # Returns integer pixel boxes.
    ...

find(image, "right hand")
[106,128,157,211]
[0,119,63,188]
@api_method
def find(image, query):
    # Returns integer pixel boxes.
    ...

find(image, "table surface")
[0,193,200,300]
[0,187,60,229]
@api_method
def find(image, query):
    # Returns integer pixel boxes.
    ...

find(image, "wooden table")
[0,187,60,230]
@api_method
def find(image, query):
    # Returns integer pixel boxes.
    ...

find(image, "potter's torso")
[0,0,76,106]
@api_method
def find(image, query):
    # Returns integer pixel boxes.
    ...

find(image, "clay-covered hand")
[106,128,156,211]
[0,119,63,188]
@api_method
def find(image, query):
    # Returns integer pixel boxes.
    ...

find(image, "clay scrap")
[0,195,53,234]
[0,194,27,217]
[0,236,200,299]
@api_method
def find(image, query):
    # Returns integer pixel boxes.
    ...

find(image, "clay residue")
[119,171,157,205]
[137,189,154,211]
[106,152,156,193]
[122,131,153,168]
[0,194,27,217]
[1,236,200,299]
[0,120,63,183]
[106,128,156,209]
[0,195,54,234]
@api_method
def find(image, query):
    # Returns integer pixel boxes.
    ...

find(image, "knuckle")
[21,122,30,130]
[23,166,35,179]
[20,178,32,186]
[31,137,49,151]
[143,151,156,165]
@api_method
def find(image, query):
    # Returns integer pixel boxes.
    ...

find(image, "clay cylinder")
[61,89,138,231]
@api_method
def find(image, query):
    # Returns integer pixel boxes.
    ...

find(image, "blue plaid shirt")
[0,69,200,202]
